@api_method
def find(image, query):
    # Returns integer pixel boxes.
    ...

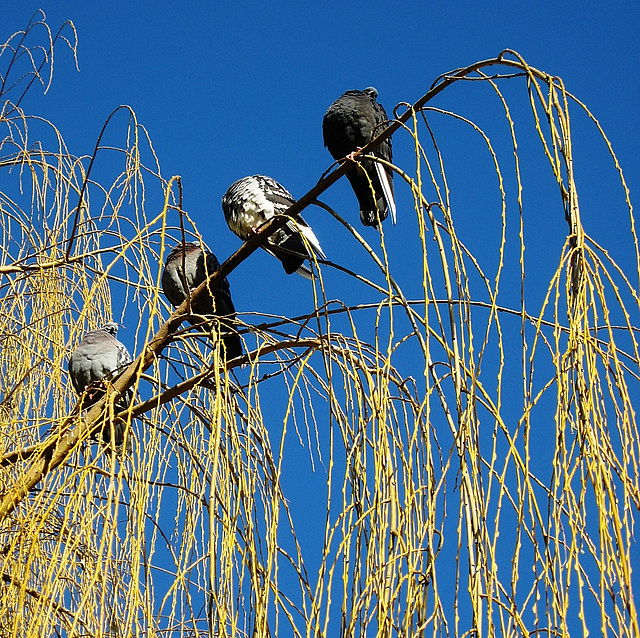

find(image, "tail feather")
[295,263,314,279]
[287,219,326,259]
[375,162,396,224]
[263,245,313,279]
[222,332,243,361]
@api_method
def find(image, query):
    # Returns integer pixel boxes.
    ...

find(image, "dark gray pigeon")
[221,175,325,279]
[323,87,396,227]
[162,241,243,361]
[68,322,132,444]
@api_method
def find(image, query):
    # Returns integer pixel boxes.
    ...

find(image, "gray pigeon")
[68,322,133,444]
[323,87,396,227]
[161,241,243,361]
[221,175,325,279]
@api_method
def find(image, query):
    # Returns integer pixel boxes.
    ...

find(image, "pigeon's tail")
[222,330,243,362]
[359,206,387,227]
[346,165,389,227]
[99,417,127,446]
[264,223,323,278]
[271,247,315,279]
[295,221,326,260]
[295,263,314,279]
[261,245,306,278]
[375,162,396,224]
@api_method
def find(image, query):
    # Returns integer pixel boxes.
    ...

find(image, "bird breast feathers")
[233,180,278,236]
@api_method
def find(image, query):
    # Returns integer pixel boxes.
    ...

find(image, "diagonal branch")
[0,52,528,522]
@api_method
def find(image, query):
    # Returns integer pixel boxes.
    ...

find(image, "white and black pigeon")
[68,322,133,444]
[323,87,396,227]
[221,174,325,279]
[161,241,243,361]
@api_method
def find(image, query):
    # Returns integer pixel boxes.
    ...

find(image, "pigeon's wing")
[256,175,325,261]
[202,250,235,317]
[249,175,313,275]
[370,98,392,161]
[69,332,118,392]
[255,174,296,211]
[100,330,132,376]
[68,329,130,395]
[68,344,93,394]
[162,241,207,307]
[98,332,133,445]
[161,243,243,359]
[202,251,243,360]
[163,242,221,317]
[370,97,396,223]
[162,247,188,307]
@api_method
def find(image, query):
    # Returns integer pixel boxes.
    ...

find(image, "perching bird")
[323,87,396,227]
[161,241,243,361]
[221,174,325,279]
[68,322,133,444]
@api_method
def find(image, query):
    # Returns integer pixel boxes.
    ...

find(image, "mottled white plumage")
[222,175,325,278]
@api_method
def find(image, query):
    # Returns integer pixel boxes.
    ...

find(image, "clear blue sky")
[2,0,636,315]
[2,1,638,633]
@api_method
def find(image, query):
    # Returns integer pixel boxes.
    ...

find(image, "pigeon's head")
[101,322,120,337]
[166,241,201,262]
[363,87,378,99]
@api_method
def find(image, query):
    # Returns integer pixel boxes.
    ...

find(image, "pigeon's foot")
[84,379,108,401]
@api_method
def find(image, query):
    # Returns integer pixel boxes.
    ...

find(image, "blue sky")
[2,0,636,317]
[2,0,639,633]
[3,2,638,264]
[3,2,638,259]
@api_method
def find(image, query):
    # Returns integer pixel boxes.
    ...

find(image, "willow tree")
[0,13,637,638]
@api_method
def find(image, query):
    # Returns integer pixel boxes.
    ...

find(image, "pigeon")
[221,175,325,279]
[68,322,133,444]
[323,87,396,227]
[162,241,243,361]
